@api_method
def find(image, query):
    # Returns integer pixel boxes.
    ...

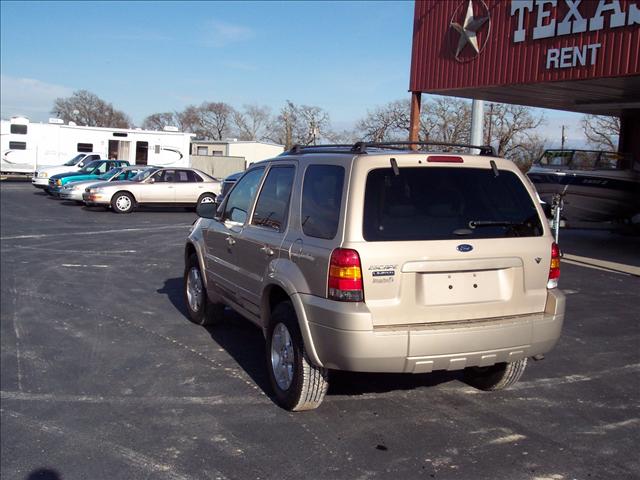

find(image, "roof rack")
[283,141,496,157]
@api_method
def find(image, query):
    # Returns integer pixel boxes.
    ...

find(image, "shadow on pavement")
[158,277,464,401]
[25,468,62,480]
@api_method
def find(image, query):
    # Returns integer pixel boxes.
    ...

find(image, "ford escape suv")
[183,142,565,411]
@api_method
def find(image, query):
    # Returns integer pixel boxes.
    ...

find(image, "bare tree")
[233,104,272,141]
[267,101,332,149]
[52,90,131,128]
[430,97,471,144]
[357,100,410,142]
[141,112,177,130]
[485,103,545,157]
[195,102,235,140]
[581,114,620,150]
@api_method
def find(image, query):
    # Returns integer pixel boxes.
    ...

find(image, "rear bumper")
[295,289,565,373]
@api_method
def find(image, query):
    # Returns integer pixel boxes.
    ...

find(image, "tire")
[111,191,135,214]
[463,358,528,391]
[266,301,329,411]
[197,193,217,205]
[183,253,224,326]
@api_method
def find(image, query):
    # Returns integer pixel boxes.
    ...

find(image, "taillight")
[328,248,364,302]
[547,242,561,289]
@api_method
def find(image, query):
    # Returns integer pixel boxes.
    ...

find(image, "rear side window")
[252,166,295,232]
[301,165,345,240]
[9,141,26,150]
[77,143,93,152]
[363,167,543,241]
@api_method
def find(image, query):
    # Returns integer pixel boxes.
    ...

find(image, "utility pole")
[561,125,566,150]
[470,99,484,153]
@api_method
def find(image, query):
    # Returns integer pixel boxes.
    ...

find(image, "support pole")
[470,99,484,153]
[409,91,422,150]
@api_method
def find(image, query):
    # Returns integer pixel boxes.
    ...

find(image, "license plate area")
[417,269,509,306]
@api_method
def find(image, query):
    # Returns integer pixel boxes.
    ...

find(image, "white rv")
[1,117,195,174]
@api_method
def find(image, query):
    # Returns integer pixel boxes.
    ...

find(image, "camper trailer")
[1,117,194,174]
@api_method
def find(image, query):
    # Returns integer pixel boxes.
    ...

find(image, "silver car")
[84,167,221,213]
[59,166,153,202]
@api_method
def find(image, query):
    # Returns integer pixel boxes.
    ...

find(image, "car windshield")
[99,168,121,180]
[79,161,101,173]
[64,154,86,166]
[363,167,543,240]
[131,168,158,182]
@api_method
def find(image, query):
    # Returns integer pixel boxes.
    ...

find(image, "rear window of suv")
[363,167,543,241]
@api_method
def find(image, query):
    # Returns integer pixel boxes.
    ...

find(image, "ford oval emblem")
[457,244,473,253]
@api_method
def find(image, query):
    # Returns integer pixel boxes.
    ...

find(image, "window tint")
[363,167,542,241]
[186,170,202,182]
[252,166,295,232]
[161,170,178,182]
[9,141,27,150]
[10,124,27,134]
[301,165,344,240]
[77,143,93,152]
[224,167,265,224]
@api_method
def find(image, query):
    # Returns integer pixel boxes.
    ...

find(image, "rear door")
[173,169,201,203]
[233,164,296,316]
[350,159,551,327]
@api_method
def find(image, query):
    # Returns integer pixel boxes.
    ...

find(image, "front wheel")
[183,254,224,326]
[111,191,135,214]
[463,358,528,391]
[266,301,329,411]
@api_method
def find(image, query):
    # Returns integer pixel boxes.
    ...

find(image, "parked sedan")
[59,165,154,203]
[83,167,221,213]
[48,160,130,196]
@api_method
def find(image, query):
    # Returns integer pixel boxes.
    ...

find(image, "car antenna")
[490,160,499,177]
[390,157,400,176]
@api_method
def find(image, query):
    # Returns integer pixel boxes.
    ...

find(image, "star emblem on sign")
[450,0,490,61]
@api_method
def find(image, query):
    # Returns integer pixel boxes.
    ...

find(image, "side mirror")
[196,202,218,219]
[78,163,84,168]
[147,177,155,184]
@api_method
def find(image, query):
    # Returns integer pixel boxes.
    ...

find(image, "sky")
[1,0,586,145]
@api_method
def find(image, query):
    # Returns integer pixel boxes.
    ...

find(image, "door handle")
[225,236,236,246]
[260,245,274,256]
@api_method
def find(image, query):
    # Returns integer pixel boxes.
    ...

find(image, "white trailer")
[1,117,195,174]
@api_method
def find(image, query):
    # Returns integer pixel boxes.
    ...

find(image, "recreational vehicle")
[1,117,194,174]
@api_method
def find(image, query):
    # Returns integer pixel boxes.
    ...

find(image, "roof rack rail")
[350,141,496,156]
[283,141,496,157]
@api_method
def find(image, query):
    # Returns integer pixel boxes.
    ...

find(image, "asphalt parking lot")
[1,180,639,480]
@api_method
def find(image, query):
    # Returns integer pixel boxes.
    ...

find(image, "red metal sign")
[410,0,640,92]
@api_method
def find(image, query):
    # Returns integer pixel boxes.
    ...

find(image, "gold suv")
[184,142,565,411]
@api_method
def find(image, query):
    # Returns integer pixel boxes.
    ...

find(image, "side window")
[94,163,109,174]
[162,170,177,182]
[223,167,265,224]
[78,143,93,152]
[301,165,345,240]
[150,170,165,182]
[175,170,191,182]
[186,170,203,182]
[252,166,295,232]
[10,124,27,134]
[9,141,27,150]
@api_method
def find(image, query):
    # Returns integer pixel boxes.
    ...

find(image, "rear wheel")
[183,254,224,326]
[111,191,135,214]
[464,358,528,391]
[266,301,328,411]
[197,193,217,205]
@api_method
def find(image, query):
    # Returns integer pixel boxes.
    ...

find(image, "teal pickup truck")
[48,160,130,196]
